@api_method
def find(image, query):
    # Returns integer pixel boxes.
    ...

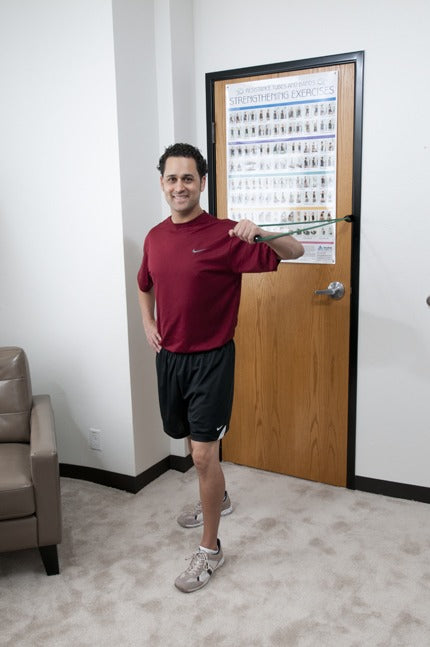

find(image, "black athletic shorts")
[155,340,235,443]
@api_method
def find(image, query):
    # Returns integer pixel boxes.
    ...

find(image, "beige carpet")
[1,462,430,646]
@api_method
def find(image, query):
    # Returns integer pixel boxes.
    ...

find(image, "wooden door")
[211,62,358,487]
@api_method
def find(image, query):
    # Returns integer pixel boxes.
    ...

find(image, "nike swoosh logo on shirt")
[192,248,207,253]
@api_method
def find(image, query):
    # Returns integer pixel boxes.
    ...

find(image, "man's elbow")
[283,241,304,260]
[293,242,305,259]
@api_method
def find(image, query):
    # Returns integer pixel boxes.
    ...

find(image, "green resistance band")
[253,215,353,243]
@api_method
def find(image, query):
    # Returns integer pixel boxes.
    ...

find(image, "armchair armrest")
[30,395,62,546]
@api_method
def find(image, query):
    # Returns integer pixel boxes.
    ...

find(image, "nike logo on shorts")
[192,248,206,253]
[217,425,227,439]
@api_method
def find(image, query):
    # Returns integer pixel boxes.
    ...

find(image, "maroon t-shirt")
[137,212,279,352]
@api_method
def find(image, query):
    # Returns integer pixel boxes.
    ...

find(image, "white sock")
[199,545,219,555]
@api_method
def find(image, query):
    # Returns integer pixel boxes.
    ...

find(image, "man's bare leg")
[190,439,225,551]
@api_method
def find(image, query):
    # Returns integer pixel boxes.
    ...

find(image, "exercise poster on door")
[225,71,338,264]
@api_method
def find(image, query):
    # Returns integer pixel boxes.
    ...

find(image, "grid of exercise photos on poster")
[226,72,338,263]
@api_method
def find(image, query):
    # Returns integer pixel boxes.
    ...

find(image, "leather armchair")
[0,347,62,575]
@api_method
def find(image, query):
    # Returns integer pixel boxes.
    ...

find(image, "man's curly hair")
[157,143,208,179]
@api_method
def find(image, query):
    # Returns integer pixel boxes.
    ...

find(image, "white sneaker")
[175,540,224,593]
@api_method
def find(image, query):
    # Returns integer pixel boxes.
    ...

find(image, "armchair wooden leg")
[39,545,60,575]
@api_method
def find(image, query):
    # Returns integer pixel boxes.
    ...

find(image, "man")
[137,143,303,593]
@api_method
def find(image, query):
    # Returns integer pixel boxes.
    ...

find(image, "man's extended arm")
[228,219,304,260]
[138,287,162,352]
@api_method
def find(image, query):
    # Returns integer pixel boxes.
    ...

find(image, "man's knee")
[191,440,219,475]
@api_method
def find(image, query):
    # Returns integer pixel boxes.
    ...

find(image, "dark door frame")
[205,51,364,488]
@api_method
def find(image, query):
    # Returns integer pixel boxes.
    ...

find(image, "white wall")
[192,0,430,487]
[112,0,170,473]
[0,0,152,477]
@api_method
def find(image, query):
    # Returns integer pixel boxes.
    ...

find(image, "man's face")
[160,156,206,222]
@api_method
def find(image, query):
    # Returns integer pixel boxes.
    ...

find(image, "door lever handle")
[315,281,345,300]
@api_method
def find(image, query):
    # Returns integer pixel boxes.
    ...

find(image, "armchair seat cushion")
[0,443,35,521]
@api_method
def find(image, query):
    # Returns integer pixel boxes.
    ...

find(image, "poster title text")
[229,79,335,106]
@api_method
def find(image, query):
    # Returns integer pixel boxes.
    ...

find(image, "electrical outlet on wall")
[89,428,102,451]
